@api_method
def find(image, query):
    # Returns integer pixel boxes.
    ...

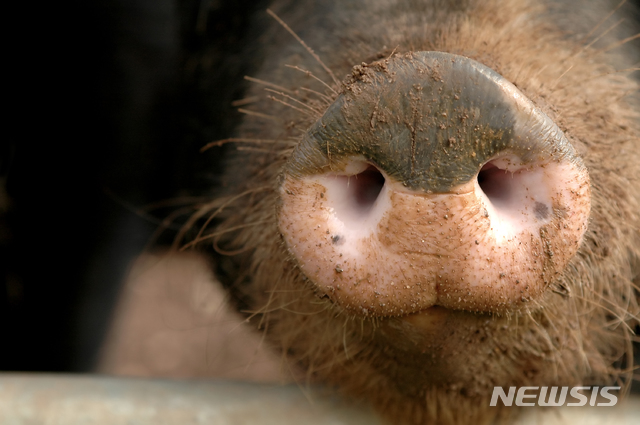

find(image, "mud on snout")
[277,52,591,318]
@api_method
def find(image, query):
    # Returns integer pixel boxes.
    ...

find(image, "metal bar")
[0,374,381,425]
[1,374,639,424]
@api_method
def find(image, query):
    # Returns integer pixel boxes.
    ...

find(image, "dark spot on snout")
[332,235,344,245]
[534,202,549,220]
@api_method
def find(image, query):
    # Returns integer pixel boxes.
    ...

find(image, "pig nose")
[277,52,590,317]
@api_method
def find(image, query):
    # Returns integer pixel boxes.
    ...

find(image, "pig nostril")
[302,163,389,244]
[477,161,512,205]
[337,166,385,213]
[354,167,385,210]
[476,157,557,233]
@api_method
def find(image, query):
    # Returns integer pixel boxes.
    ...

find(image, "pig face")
[184,0,640,423]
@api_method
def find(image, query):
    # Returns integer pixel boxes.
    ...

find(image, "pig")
[176,0,640,423]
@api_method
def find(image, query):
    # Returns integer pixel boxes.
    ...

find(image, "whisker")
[278,306,331,316]
[529,64,549,84]
[550,64,574,90]
[267,95,317,118]
[201,138,291,152]
[244,75,295,94]
[386,45,399,60]
[580,67,640,85]
[601,33,640,53]
[266,288,313,295]
[267,9,340,87]
[244,298,311,316]
[175,186,272,249]
[525,312,567,378]
[286,64,338,95]
[146,204,200,249]
[554,15,626,87]
[264,88,323,114]
[580,0,627,42]
[212,238,255,257]
[300,86,333,102]
[342,316,350,360]
[103,186,176,229]
[237,146,287,153]
[141,196,209,212]
[571,293,636,333]
[231,96,260,107]
[182,220,272,250]
[583,18,625,51]
[237,108,278,120]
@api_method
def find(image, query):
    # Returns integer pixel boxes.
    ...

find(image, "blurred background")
[1,0,278,376]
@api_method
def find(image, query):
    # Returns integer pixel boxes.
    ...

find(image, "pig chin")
[276,52,591,321]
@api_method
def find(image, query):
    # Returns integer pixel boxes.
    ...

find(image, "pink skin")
[277,156,590,317]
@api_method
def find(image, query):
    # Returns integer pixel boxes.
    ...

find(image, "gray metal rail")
[1,374,639,424]
[0,374,380,425]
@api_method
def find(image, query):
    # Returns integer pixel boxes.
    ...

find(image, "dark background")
[2,0,267,372]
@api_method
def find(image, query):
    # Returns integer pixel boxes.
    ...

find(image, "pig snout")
[277,52,591,317]
[174,1,639,423]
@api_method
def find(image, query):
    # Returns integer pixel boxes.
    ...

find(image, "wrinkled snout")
[277,52,590,316]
